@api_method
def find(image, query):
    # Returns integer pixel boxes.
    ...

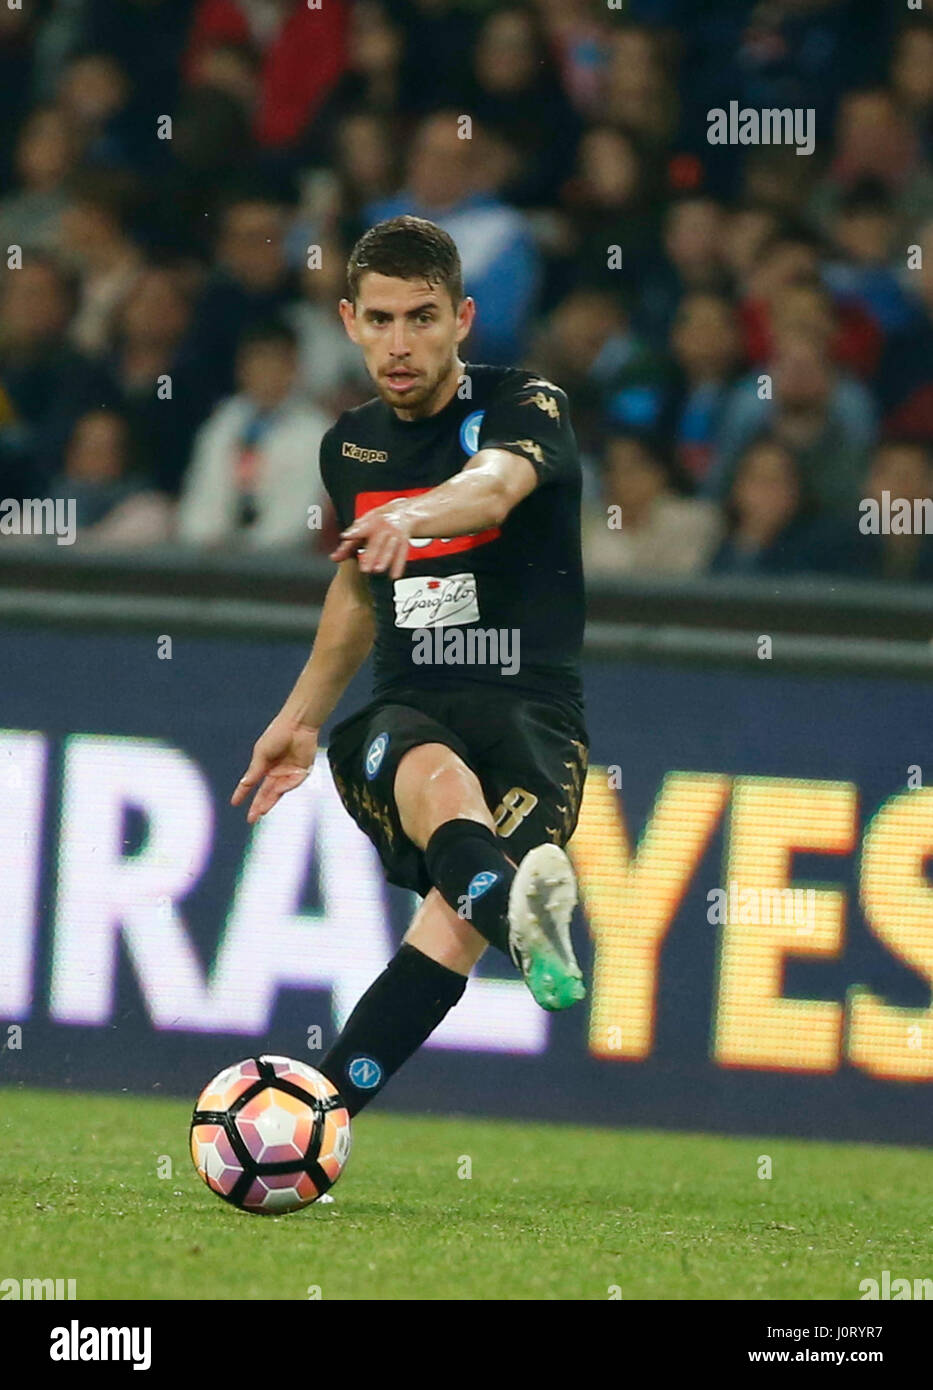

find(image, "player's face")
[340,273,475,417]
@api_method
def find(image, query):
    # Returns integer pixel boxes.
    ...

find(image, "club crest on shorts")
[468,870,500,899]
[348,1055,383,1090]
[364,732,389,780]
[459,410,485,456]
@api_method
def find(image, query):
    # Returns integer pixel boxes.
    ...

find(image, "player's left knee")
[395,744,491,845]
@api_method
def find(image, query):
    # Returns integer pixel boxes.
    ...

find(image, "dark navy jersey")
[319,363,585,720]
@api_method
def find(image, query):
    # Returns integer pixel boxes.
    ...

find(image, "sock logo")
[468,870,500,899]
[348,1055,383,1090]
[364,732,389,780]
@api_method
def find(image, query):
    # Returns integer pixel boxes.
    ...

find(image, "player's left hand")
[330,502,414,579]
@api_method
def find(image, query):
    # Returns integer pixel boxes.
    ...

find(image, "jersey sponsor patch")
[393,572,479,628]
[354,488,499,559]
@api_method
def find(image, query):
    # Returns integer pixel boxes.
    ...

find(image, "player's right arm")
[231,558,375,824]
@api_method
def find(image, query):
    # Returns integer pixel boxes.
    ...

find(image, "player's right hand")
[231,714,319,824]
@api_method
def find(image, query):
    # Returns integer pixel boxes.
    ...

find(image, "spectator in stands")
[875,218,933,441]
[889,20,933,161]
[329,110,403,247]
[808,438,933,582]
[735,226,820,329]
[583,432,721,577]
[560,126,659,298]
[161,86,256,261]
[709,330,877,517]
[603,23,678,153]
[0,105,78,254]
[823,180,917,335]
[661,291,742,489]
[529,287,670,485]
[56,51,149,172]
[0,0,925,587]
[47,409,174,548]
[59,170,144,357]
[95,267,213,496]
[709,437,820,577]
[810,87,933,240]
[772,277,881,380]
[0,255,101,495]
[177,320,331,549]
[302,0,406,169]
[366,110,540,362]
[738,232,881,378]
[184,0,348,154]
[188,36,259,113]
[287,238,372,415]
[531,0,612,119]
[184,193,299,404]
[638,195,729,351]
[461,5,581,208]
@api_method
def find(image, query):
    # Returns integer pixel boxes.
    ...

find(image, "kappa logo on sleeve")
[501,439,545,467]
[354,488,499,559]
[522,391,561,420]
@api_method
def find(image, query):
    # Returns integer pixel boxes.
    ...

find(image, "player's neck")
[392,358,465,423]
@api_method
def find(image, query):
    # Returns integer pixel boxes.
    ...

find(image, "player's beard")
[375,357,459,417]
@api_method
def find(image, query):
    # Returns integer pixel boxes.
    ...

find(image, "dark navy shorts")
[326,686,589,896]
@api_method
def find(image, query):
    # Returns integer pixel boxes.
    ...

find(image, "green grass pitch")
[1,1087,930,1300]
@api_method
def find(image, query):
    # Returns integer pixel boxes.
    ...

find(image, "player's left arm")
[331,377,575,578]
[330,447,538,578]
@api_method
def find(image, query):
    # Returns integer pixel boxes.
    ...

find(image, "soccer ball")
[190,1055,351,1214]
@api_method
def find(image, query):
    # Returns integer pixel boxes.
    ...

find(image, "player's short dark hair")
[347,216,464,308]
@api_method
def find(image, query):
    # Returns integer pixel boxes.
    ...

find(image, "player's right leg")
[394,741,584,1011]
[321,695,583,1115]
[403,886,488,976]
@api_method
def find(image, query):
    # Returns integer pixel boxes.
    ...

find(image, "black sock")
[318,943,467,1115]
[423,818,515,956]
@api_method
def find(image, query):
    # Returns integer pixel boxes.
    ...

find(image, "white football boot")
[507,843,585,1011]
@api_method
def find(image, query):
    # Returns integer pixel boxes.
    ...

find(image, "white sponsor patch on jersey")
[393,572,479,628]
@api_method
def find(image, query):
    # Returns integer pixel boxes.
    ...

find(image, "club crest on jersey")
[364,732,389,779]
[459,410,485,456]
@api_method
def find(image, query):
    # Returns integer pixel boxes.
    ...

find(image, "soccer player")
[231,215,589,1116]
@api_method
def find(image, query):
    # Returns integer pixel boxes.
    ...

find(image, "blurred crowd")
[1,0,933,582]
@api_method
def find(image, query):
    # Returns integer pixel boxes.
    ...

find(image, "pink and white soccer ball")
[190,1055,351,1214]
